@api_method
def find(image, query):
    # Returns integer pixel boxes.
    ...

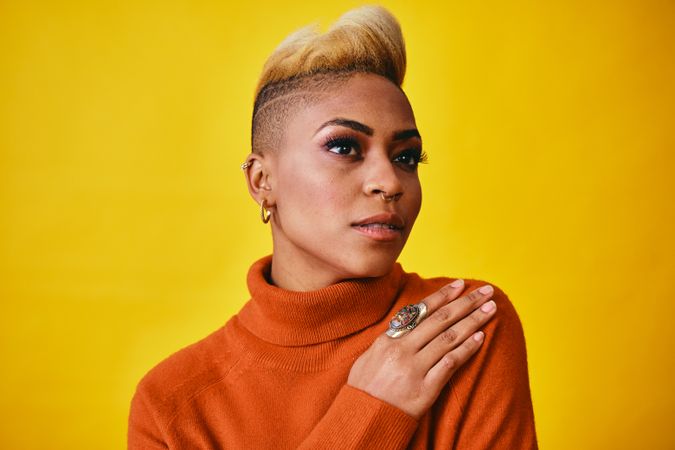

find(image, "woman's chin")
[340,253,399,279]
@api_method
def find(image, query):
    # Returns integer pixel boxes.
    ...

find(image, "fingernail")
[473,331,484,342]
[481,300,496,313]
[479,285,493,295]
[450,279,464,288]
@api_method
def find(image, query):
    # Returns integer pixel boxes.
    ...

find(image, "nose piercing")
[380,192,401,202]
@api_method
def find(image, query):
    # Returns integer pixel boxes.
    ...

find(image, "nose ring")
[380,192,402,202]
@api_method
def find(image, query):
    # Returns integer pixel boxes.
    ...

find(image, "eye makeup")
[395,148,429,167]
[322,134,361,156]
[319,131,428,168]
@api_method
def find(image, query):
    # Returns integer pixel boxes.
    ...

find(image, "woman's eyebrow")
[314,117,422,141]
[314,118,373,136]
[393,129,421,141]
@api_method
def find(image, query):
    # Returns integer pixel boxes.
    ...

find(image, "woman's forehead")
[294,80,416,136]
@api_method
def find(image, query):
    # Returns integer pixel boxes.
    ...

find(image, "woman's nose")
[363,155,404,201]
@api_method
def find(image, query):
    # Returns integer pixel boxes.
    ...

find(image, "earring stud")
[241,161,252,170]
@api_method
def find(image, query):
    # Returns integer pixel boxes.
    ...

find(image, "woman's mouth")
[351,212,405,242]
[351,222,403,241]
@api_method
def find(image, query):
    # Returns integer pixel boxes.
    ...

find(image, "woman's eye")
[324,137,359,156]
[394,149,426,167]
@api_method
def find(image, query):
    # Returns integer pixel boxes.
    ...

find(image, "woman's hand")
[347,279,497,420]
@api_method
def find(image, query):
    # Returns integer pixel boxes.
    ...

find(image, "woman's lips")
[351,212,405,242]
[351,223,402,241]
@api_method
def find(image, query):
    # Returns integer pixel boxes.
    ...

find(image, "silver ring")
[386,302,428,338]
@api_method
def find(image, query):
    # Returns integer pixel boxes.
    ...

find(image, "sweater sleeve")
[296,384,419,450]
[128,386,168,450]
[450,284,538,449]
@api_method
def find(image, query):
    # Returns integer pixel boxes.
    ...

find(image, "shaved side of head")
[251,71,357,154]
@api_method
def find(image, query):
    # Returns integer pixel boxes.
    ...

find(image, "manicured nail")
[450,279,464,288]
[473,331,484,341]
[481,300,496,313]
[479,285,493,295]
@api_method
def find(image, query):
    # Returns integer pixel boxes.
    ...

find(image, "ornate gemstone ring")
[386,303,428,338]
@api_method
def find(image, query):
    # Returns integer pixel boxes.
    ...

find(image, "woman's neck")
[269,242,345,292]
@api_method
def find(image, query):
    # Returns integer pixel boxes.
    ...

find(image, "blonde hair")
[251,5,408,154]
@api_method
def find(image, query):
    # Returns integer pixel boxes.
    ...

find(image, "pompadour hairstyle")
[250,5,407,154]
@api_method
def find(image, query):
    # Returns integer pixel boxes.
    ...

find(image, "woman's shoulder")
[405,271,520,316]
[131,322,243,415]
[402,270,527,347]
[409,273,537,447]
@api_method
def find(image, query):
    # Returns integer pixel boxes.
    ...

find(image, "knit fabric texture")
[128,254,538,449]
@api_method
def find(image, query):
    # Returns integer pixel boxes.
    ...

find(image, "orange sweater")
[128,255,538,449]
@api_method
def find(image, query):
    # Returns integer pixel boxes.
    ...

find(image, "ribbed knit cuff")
[297,384,419,450]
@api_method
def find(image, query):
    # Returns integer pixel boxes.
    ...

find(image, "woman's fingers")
[347,280,497,420]
[418,279,467,314]
[416,298,496,367]
[409,284,495,350]
[423,329,486,391]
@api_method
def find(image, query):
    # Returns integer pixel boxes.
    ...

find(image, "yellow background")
[1,1,673,448]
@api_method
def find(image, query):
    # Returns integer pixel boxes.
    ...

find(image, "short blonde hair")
[251,5,407,154]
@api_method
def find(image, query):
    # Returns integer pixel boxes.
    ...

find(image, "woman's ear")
[242,152,275,208]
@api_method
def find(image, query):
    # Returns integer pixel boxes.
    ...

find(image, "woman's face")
[257,72,423,288]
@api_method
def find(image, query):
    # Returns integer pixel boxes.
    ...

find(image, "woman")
[128,5,537,449]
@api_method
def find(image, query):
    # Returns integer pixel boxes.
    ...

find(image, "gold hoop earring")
[260,199,271,224]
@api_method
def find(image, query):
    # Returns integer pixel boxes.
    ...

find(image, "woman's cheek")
[296,170,346,211]
[280,175,334,233]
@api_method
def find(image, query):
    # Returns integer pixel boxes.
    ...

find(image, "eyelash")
[322,135,429,168]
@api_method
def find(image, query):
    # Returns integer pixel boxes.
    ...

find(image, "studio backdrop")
[1,1,673,449]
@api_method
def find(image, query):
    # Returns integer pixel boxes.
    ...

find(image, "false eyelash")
[397,148,429,166]
[322,134,361,152]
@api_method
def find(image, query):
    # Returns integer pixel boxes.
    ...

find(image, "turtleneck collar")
[237,254,407,346]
